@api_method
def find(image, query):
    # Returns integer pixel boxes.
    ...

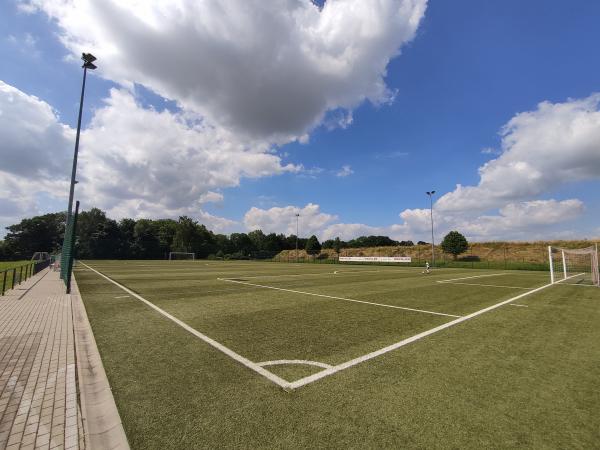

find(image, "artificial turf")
[74,260,600,449]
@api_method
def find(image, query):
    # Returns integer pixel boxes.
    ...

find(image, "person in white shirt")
[422,261,430,274]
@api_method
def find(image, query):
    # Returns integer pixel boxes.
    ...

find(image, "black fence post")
[1,271,6,296]
[11,268,16,290]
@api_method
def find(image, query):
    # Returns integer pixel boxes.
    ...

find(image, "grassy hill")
[275,239,599,270]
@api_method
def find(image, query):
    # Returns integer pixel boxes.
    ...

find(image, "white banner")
[339,256,411,263]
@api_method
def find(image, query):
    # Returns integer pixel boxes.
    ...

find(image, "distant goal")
[169,252,195,261]
[548,245,599,286]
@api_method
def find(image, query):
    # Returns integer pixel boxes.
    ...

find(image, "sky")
[1,0,600,242]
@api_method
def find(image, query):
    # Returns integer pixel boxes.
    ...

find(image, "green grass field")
[74,260,600,449]
[0,260,32,294]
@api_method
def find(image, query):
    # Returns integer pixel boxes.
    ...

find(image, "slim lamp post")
[295,213,300,263]
[66,53,97,219]
[426,191,436,267]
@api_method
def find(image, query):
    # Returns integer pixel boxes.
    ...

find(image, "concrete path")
[0,269,83,450]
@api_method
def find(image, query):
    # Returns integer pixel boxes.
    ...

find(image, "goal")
[548,245,599,286]
[169,252,195,260]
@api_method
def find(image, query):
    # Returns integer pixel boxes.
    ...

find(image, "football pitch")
[74,260,600,449]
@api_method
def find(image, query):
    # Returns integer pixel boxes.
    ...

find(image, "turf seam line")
[285,272,584,390]
[79,263,292,390]
[217,278,461,318]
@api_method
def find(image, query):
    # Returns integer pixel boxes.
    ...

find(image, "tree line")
[0,208,435,261]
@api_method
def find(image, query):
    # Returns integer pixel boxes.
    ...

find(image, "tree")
[3,212,65,259]
[305,235,322,259]
[333,237,342,255]
[441,231,468,260]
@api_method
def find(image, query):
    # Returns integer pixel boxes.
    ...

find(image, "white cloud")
[77,88,300,220]
[0,81,72,232]
[0,80,73,179]
[437,94,600,213]
[24,0,427,142]
[0,82,296,233]
[243,203,337,236]
[336,165,354,177]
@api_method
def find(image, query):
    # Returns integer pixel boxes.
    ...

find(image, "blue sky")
[1,0,599,241]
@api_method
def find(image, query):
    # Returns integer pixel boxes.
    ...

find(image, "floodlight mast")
[66,53,97,219]
[426,191,436,267]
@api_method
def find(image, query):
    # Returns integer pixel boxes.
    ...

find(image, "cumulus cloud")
[0,81,72,231]
[437,94,600,212]
[78,88,299,218]
[23,0,427,142]
[243,203,337,236]
[0,81,293,233]
[0,80,73,179]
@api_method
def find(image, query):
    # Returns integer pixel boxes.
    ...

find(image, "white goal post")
[548,245,599,286]
[169,252,195,260]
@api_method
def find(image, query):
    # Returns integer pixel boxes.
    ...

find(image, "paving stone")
[0,270,83,449]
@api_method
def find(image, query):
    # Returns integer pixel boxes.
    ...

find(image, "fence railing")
[1,260,51,296]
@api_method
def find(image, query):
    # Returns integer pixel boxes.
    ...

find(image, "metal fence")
[1,259,51,296]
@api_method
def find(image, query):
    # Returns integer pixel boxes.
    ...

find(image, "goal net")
[548,245,599,286]
[169,252,195,260]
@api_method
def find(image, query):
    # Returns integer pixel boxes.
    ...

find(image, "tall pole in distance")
[426,191,436,267]
[67,53,97,219]
[295,213,300,262]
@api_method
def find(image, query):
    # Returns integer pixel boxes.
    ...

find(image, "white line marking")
[286,272,583,390]
[257,360,333,369]
[218,278,461,318]
[80,262,291,390]
[438,282,532,290]
[114,295,130,298]
[437,273,508,283]
[509,304,528,307]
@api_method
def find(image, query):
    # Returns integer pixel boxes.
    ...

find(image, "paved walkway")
[0,269,84,450]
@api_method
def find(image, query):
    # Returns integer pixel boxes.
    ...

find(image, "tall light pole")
[67,53,97,218]
[426,191,436,267]
[61,53,96,285]
[295,213,300,262]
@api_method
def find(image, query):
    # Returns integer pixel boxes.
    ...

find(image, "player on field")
[422,261,430,274]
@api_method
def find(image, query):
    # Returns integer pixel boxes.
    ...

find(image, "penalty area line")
[79,262,292,390]
[287,272,584,390]
[218,278,461,318]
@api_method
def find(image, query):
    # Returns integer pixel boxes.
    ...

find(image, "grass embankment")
[75,261,600,449]
[277,239,600,270]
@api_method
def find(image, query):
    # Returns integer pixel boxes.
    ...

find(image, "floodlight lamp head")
[81,53,97,70]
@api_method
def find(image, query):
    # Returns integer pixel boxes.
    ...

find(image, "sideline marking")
[79,263,291,390]
[257,360,333,369]
[509,304,528,307]
[437,273,508,283]
[218,278,461,318]
[286,272,584,389]
[437,282,531,290]
[114,295,130,298]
